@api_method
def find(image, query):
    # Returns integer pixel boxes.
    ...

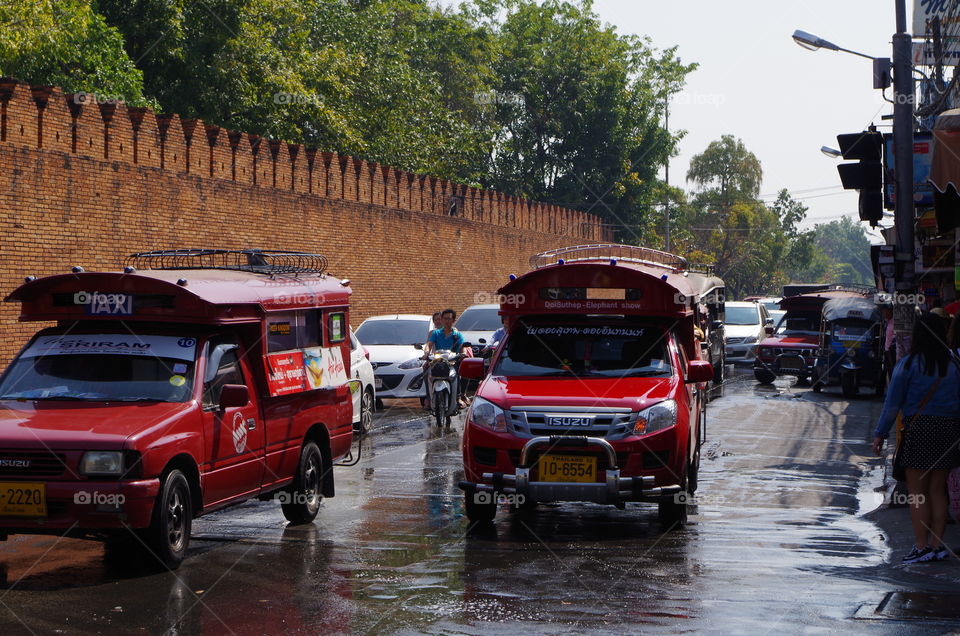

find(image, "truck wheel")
[658,496,688,529]
[754,369,776,384]
[144,469,192,569]
[841,372,858,398]
[357,388,374,435]
[464,491,497,523]
[281,441,323,524]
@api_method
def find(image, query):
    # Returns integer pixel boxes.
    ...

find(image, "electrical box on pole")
[836,131,884,226]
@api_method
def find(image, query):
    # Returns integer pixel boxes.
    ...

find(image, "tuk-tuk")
[811,295,884,396]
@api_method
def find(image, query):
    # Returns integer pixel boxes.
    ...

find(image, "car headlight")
[397,357,423,370]
[80,451,124,476]
[634,399,677,435]
[743,336,757,344]
[468,397,507,432]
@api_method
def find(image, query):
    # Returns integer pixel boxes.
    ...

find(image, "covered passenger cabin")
[497,244,725,360]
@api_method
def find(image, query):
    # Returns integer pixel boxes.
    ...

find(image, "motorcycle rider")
[424,309,467,409]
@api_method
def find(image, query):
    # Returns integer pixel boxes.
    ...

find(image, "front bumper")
[0,478,160,534]
[372,368,426,398]
[754,351,816,377]
[459,436,681,505]
[725,342,758,363]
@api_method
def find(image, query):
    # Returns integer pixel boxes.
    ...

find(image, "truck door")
[200,338,265,506]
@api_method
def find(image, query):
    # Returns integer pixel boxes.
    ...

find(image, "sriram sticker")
[169,375,186,387]
[22,335,197,361]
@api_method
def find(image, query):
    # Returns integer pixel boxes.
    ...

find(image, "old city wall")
[0,80,608,363]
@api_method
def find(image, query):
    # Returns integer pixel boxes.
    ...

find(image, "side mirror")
[765,317,774,325]
[685,360,714,383]
[414,343,423,350]
[219,384,249,409]
[459,357,485,380]
[478,338,487,344]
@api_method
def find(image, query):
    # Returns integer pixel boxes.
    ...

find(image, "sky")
[589,0,903,239]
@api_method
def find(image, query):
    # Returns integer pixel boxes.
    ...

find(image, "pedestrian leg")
[905,468,933,548]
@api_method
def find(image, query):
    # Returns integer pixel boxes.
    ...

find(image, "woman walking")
[873,312,960,564]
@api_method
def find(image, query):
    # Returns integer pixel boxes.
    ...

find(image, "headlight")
[80,451,124,476]
[634,400,677,435]
[397,357,423,369]
[759,347,772,357]
[468,397,507,432]
[743,336,757,344]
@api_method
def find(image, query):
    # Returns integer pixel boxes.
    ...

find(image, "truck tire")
[144,469,192,569]
[281,441,323,524]
[754,369,776,384]
[357,388,374,435]
[464,491,497,523]
[841,372,858,398]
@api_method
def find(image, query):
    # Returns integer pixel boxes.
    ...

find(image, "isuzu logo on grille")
[0,459,30,468]
[547,416,593,427]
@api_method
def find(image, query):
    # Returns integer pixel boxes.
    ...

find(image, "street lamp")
[791,30,877,61]
[820,146,842,158]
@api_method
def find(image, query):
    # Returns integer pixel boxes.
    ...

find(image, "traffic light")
[836,130,884,226]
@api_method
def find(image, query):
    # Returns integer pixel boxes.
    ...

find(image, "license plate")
[538,454,597,483]
[779,357,803,370]
[0,482,46,517]
[374,377,383,389]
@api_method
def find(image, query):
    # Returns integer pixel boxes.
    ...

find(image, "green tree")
[0,0,149,104]
[480,0,695,239]
[686,134,763,212]
[812,216,874,284]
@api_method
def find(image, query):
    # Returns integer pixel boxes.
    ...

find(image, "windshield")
[455,307,501,332]
[493,321,672,378]
[776,313,820,336]
[0,334,197,402]
[355,319,429,345]
[761,301,780,313]
[725,305,761,326]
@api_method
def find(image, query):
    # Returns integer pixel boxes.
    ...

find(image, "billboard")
[883,131,934,209]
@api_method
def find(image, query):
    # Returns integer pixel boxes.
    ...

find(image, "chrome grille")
[506,407,635,440]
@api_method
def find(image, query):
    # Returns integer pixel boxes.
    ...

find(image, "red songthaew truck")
[0,250,355,567]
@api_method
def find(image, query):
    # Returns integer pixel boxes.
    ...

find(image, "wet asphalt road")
[0,368,957,634]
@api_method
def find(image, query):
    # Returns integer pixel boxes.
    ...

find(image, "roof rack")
[813,284,876,296]
[530,244,687,271]
[125,249,328,276]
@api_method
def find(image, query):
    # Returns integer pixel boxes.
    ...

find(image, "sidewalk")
[862,480,960,592]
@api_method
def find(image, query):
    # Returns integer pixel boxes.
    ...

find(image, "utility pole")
[892,0,916,355]
[664,96,671,253]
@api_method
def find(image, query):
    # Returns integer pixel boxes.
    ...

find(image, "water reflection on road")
[0,371,922,634]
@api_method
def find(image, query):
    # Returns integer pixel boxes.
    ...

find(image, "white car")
[354,314,433,403]
[454,303,502,351]
[349,328,376,434]
[724,301,771,364]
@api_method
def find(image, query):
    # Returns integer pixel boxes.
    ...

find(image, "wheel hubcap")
[361,393,373,430]
[167,490,184,548]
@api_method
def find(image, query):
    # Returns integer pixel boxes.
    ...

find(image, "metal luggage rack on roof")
[530,244,687,271]
[125,249,328,276]
[817,284,876,296]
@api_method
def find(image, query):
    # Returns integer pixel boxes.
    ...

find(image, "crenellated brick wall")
[0,78,609,363]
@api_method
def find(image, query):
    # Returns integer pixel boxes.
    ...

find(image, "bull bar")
[458,436,682,505]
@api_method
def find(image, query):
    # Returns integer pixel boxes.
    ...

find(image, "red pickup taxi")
[0,249,355,568]
[458,245,717,527]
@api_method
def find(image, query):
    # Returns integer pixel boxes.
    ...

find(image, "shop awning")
[929,109,960,231]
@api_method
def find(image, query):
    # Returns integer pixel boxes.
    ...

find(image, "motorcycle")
[427,349,461,428]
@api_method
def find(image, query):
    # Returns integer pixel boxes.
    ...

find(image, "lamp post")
[792,1,915,354]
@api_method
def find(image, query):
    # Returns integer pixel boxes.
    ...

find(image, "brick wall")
[0,79,608,363]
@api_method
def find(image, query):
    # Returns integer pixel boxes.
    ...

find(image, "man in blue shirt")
[425,309,466,354]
